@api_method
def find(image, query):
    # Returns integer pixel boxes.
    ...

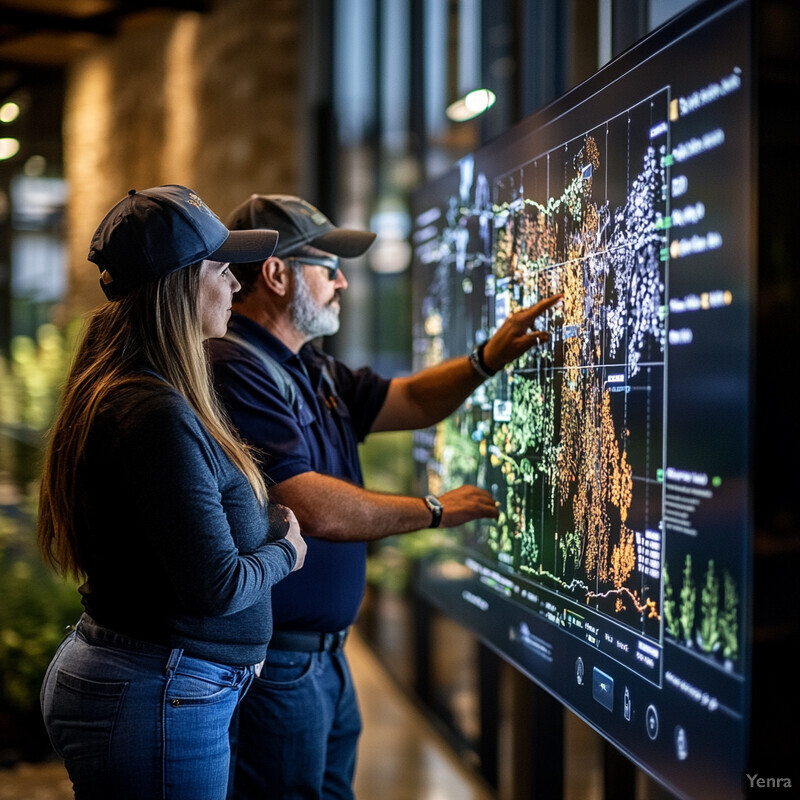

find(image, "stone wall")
[63,0,305,314]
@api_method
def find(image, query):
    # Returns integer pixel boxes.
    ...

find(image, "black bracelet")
[469,341,498,380]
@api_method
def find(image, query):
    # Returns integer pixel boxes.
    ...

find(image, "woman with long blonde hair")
[38,185,306,800]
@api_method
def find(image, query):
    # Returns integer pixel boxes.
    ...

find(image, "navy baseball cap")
[88,185,280,300]
[225,194,375,259]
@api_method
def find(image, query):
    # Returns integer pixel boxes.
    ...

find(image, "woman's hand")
[283,507,307,572]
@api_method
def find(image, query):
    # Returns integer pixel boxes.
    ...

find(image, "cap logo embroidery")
[188,192,215,218]
[297,198,328,226]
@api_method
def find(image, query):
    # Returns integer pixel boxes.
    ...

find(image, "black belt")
[269,628,349,653]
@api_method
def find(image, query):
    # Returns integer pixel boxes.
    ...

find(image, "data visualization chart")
[411,2,751,798]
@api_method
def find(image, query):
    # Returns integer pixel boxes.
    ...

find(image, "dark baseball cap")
[225,194,376,259]
[88,185,280,300]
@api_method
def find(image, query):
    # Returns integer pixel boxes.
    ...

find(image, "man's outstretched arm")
[372,293,562,432]
[269,471,498,542]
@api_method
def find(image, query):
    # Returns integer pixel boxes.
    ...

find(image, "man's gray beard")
[289,266,341,340]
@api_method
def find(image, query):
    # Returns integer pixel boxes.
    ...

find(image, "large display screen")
[411,2,753,797]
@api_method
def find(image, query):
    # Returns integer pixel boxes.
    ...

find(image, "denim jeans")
[40,614,256,800]
[229,647,361,799]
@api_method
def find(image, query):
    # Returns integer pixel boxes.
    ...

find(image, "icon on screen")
[576,657,585,685]
[675,726,688,760]
[646,704,659,740]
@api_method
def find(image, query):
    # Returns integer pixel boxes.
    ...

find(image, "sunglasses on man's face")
[284,255,340,280]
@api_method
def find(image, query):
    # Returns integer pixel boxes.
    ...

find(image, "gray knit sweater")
[75,373,296,665]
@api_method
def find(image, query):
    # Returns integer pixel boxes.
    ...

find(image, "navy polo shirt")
[208,313,390,632]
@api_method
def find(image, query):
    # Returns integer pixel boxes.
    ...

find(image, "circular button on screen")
[646,704,659,740]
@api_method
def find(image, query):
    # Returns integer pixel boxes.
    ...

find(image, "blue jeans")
[230,648,361,799]
[40,614,256,800]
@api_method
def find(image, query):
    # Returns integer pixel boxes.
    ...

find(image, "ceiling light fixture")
[0,102,20,123]
[446,88,497,122]
[0,138,20,160]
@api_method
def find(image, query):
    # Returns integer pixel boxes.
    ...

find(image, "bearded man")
[207,193,561,800]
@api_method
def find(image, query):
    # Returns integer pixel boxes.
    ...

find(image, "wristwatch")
[469,341,498,380]
[423,495,443,528]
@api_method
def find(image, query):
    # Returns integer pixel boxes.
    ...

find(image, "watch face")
[425,495,443,527]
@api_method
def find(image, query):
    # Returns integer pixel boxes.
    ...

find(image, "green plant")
[0,503,82,715]
[0,321,83,760]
